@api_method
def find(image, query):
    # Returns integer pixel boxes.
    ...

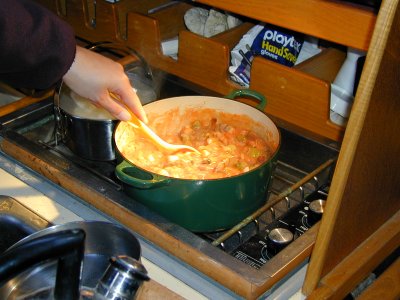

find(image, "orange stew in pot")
[117,108,277,180]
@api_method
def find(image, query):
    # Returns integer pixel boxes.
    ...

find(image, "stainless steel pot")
[0,221,146,299]
[54,83,119,161]
[54,42,157,161]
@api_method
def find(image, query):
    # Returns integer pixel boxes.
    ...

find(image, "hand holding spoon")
[109,92,199,154]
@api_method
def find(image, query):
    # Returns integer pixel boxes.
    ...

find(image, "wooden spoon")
[109,92,199,154]
[126,114,200,154]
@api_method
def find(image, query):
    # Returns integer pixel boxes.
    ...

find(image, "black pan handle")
[0,229,85,300]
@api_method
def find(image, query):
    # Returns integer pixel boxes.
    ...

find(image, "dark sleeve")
[0,0,76,90]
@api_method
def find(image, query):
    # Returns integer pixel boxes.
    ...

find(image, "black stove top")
[232,185,328,269]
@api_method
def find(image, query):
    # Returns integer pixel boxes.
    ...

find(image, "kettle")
[0,221,149,300]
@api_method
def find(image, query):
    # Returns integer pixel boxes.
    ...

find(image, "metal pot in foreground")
[0,221,147,299]
[115,91,280,232]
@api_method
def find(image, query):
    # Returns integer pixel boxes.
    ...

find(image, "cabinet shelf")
[195,0,377,51]
[125,3,347,141]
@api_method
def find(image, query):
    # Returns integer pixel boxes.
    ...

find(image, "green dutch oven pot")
[114,90,280,232]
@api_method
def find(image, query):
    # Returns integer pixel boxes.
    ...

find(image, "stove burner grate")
[197,160,332,268]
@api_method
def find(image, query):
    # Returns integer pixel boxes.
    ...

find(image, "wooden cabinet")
[35,0,379,142]
[303,1,400,297]
[31,0,400,298]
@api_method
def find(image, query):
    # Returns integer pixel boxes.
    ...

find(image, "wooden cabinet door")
[303,0,400,296]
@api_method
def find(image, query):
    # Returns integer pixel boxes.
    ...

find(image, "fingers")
[116,85,148,123]
[92,91,130,121]
[94,88,148,123]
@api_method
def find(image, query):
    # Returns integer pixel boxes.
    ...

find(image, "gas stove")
[0,79,339,299]
[231,185,328,269]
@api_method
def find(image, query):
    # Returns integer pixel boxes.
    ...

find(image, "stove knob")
[267,228,294,255]
[307,199,326,225]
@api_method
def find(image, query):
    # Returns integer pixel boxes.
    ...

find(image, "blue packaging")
[229,24,304,86]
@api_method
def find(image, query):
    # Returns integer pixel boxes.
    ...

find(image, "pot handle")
[0,229,85,300]
[225,89,267,111]
[86,41,153,79]
[115,160,171,189]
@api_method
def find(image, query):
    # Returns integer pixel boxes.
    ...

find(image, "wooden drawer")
[35,0,171,42]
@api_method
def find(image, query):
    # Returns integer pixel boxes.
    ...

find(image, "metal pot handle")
[86,41,153,79]
[225,89,267,111]
[115,160,171,189]
[53,96,67,146]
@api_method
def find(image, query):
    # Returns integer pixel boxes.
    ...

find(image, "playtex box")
[229,23,304,87]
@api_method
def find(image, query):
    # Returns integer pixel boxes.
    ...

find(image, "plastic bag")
[229,24,304,86]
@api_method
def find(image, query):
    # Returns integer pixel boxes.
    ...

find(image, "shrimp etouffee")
[117,108,278,180]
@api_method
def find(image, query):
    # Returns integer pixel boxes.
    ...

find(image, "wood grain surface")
[303,0,400,295]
